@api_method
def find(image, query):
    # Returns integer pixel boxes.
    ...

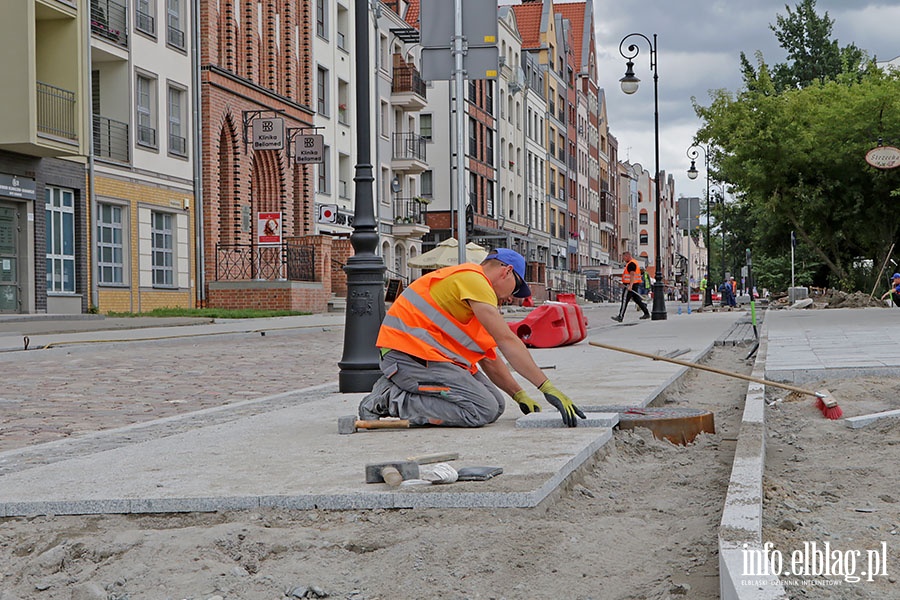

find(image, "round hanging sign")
[865,145,900,170]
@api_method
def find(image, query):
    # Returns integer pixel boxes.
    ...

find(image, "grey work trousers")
[366,350,506,427]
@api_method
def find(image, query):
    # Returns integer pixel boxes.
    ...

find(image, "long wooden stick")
[870,242,896,299]
[588,340,824,398]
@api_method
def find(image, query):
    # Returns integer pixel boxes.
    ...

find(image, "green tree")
[768,0,866,91]
[692,1,900,292]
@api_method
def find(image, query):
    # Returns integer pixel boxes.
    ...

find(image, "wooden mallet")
[365,461,419,487]
[338,415,411,434]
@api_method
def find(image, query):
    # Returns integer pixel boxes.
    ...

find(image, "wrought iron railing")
[135,9,155,34]
[392,132,426,162]
[137,124,157,147]
[36,82,77,140]
[93,115,129,162]
[391,64,426,98]
[214,242,316,282]
[167,24,185,49]
[168,132,187,156]
[392,198,426,225]
[91,0,128,47]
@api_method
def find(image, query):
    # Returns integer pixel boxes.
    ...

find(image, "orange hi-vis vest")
[622,259,642,285]
[376,263,498,373]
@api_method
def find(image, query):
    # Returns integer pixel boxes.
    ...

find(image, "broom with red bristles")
[814,391,843,420]
[589,341,844,420]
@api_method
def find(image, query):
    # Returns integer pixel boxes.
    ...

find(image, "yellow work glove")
[538,380,586,427]
[513,390,542,415]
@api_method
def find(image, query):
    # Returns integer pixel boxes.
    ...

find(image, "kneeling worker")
[359,248,586,427]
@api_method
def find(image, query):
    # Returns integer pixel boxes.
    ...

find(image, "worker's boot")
[358,377,392,420]
[610,314,623,322]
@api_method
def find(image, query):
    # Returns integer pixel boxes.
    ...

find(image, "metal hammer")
[365,461,419,487]
[338,415,411,435]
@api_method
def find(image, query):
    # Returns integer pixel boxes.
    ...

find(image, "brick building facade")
[201,0,332,311]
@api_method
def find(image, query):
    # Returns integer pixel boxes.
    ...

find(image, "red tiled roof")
[405,0,420,28]
[554,2,587,68]
[511,2,544,50]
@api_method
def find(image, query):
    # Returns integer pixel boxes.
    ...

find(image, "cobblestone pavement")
[0,326,345,454]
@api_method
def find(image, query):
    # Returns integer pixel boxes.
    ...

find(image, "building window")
[420,171,433,197]
[468,117,477,157]
[167,85,187,157]
[317,67,329,115]
[97,203,124,285]
[166,0,185,49]
[136,0,156,35]
[316,0,327,39]
[317,146,331,194]
[136,74,157,148]
[45,186,76,294]
[420,114,432,140]
[639,230,649,245]
[151,211,174,287]
[639,211,648,225]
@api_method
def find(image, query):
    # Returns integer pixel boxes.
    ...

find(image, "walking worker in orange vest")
[611,251,651,323]
[358,248,586,427]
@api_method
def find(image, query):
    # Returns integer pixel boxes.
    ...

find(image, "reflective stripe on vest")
[376,263,497,372]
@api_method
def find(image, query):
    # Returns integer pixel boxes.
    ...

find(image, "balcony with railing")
[391,59,427,111]
[391,132,427,174]
[91,0,128,47]
[391,197,430,238]
[93,114,129,162]
[37,82,78,141]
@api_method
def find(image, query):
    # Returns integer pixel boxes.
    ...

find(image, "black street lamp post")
[686,144,712,306]
[712,183,727,287]
[619,33,666,320]
[338,0,387,392]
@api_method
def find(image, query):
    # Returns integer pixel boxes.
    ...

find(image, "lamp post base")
[651,279,668,320]
[704,287,713,307]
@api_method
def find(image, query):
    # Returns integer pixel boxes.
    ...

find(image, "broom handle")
[588,341,819,397]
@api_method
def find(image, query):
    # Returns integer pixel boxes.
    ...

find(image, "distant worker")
[358,248,586,428]
[882,273,900,307]
[699,274,709,310]
[729,276,738,307]
[611,251,651,323]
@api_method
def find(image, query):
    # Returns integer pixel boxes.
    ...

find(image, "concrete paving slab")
[764,308,900,384]
[516,411,619,428]
[0,305,745,516]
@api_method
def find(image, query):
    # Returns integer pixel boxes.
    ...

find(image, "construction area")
[0,303,898,600]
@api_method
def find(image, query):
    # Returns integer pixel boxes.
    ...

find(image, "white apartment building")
[373,0,428,282]
[497,7,529,253]
[90,0,197,313]
[311,0,356,238]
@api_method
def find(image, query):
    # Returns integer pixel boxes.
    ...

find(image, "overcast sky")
[590,0,900,200]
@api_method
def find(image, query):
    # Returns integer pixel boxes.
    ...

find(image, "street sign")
[317,204,338,224]
[421,46,499,81]
[295,134,325,164]
[251,118,284,151]
[865,145,900,170]
[257,211,282,245]
[420,0,498,49]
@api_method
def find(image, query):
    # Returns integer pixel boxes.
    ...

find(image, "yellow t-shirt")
[429,269,499,324]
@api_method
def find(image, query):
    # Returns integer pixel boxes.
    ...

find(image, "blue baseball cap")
[892,273,900,279]
[487,248,531,298]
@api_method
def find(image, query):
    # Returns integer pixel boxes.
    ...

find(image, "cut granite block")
[516,411,619,429]
[845,409,900,429]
